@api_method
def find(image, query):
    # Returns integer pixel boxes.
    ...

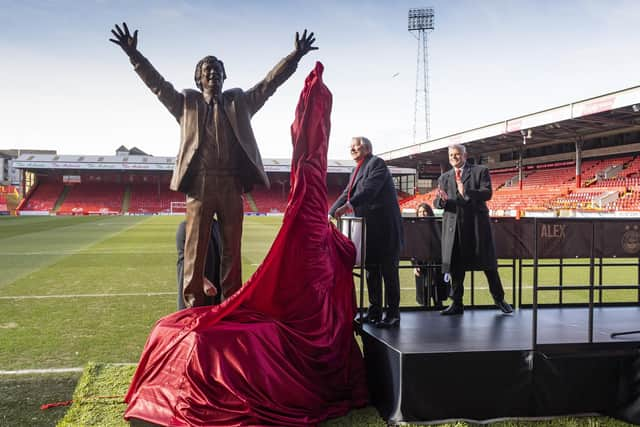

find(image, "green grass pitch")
[0,215,636,426]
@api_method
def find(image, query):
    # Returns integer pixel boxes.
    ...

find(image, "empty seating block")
[128,183,184,214]
[58,183,124,215]
[20,182,64,212]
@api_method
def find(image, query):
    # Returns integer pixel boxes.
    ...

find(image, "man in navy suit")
[434,144,513,315]
[330,137,403,328]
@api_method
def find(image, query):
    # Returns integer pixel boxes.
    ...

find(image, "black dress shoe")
[495,299,513,314]
[361,310,382,324]
[376,315,400,328]
[440,303,464,315]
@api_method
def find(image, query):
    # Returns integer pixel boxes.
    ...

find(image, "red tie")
[455,168,465,196]
[347,160,364,201]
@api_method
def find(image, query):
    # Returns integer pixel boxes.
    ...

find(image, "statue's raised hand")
[109,22,138,56]
[294,29,318,57]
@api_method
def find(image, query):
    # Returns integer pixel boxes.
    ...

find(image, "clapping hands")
[436,187,448,202]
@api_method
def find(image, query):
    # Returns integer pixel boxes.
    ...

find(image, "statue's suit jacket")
[433,163,498,274]
[330,154,403,262]
[129,50,302,193]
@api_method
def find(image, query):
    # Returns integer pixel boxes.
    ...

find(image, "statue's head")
[194,56,227,92]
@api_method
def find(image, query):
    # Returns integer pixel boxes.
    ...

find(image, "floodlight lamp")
[632,104,640,113]
[408,8,435,31]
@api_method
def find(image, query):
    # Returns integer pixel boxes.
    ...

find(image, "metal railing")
[347,216,640,346]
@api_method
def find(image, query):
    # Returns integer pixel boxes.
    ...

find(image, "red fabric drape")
[124,62,368,427]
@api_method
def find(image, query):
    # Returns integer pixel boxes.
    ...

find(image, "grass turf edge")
[54,363,634,426]
[57,362,135,427]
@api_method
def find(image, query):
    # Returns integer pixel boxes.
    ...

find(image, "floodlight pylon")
[408,7,434,145]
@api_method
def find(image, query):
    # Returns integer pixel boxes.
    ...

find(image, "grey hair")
[353,136,373,152]
[448,143,466,154]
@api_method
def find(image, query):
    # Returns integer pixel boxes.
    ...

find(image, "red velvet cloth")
[124,62,368,426]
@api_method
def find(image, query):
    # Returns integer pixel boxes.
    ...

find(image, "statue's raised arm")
[109,22,139,57]
[108,21,182,122]
[295,29,318,58]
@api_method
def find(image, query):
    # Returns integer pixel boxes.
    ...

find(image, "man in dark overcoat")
[330,137,403,328]
[110,23,317,307]
[434,144,513,315]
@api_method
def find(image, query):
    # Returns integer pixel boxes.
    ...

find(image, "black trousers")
[449,232,505,304]
[366,254,400,317]
[449,268,505,304]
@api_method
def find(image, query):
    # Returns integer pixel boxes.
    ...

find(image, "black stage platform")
[359,307,640,425]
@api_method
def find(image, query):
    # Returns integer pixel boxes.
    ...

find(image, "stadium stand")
[487,162,576,213]
[399,189,437,212]
[128,182,185,214]
[621,156,640,178]
[11,151,640,217]
[19,181,64,212]
[57,182,125,215]
[0,188,8,214]
[521,161,576,188]
[250,186,289,213]
[396,154,640,215]
[549,187,624,210]
[11,154,417,216]
[487,187,566,212]
[247,182,347,213]
[606,186,640,211]
[489,168,518,189]
[240,192,256,213]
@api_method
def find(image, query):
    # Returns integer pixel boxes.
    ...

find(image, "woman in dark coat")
[412,203,448,308]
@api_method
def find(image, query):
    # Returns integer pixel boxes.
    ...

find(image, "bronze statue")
[110,22,317,307]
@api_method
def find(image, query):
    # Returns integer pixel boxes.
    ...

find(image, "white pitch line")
[0,363,138,375]
[0,292,174,300]
[0,368,83,375]
[398,285,529,290]
[0,287,535,299]
[0,250,171,256]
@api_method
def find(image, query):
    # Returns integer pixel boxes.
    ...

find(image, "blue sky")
[1,0,640,160]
